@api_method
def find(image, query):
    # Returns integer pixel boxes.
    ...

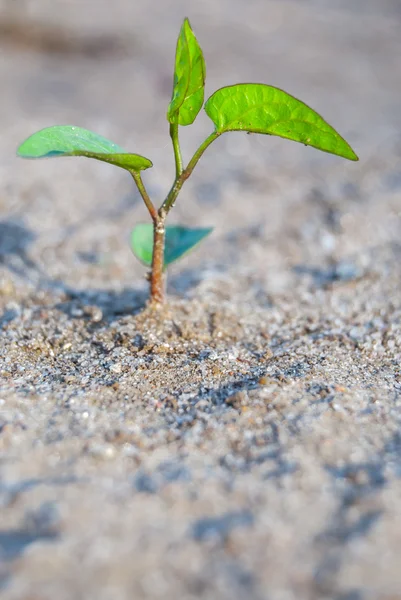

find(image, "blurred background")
[0,0,400,299]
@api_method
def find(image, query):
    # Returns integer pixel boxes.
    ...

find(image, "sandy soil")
[1,1,401,598]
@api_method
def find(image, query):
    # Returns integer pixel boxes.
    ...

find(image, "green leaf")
[167,18,206,126]
[131,224,213,268]
[17,126,152,172]
[204,84,358,161]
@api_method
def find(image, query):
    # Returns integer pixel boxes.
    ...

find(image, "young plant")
[17,18,358,307]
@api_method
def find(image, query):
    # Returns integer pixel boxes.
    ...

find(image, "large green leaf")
[17,126,153,172]
[131,224,213,268]
[204,84,358,161]
[167,18,206,126]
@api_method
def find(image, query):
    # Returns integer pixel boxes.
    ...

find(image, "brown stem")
[149,212,166,306]
[147,131,220,306]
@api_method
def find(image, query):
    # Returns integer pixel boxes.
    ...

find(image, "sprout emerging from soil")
[17,18,358,307]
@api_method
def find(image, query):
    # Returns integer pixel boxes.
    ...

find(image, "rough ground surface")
[1,1,401,599]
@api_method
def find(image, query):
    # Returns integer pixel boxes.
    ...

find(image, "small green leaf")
[167,18,206,126]
[131,224,213,268]
[17,126,152,172]
[204,84,358,161]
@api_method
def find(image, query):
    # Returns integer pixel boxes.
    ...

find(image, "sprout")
[18,18,358,308]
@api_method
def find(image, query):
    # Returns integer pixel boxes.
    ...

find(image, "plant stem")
[161,130,220,215]
[130,170,165,306]
[138,130,220,306]
[170,122,183,179]
[149,211,166,306]
[130,170,157,222]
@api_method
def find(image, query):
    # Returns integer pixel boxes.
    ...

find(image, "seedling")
[17,18,358,307]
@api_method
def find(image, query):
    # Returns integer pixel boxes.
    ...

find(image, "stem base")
[149,215,166,305]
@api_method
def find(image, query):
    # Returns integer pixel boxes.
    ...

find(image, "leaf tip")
[349,148,359,162]
[340,143,359,162]
[16,138,31,158]
[143,157,154,169]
